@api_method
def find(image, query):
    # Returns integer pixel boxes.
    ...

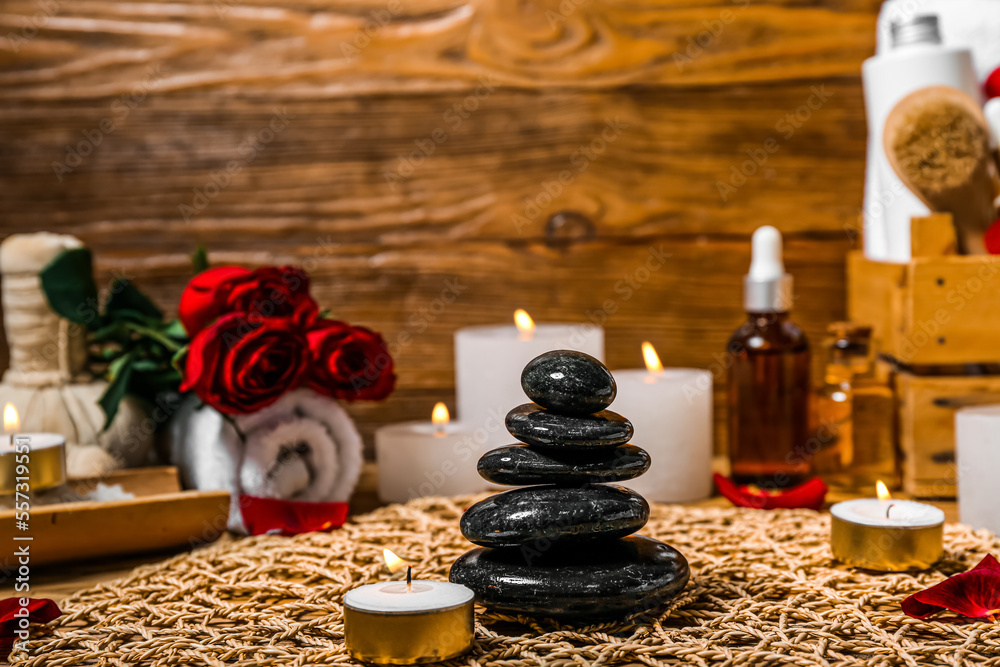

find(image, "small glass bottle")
[727,226,811,488]
[813,323,900,490]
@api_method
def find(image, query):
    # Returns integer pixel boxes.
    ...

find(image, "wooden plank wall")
[0,0,877,455]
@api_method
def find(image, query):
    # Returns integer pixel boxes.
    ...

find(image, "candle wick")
[406,566,412,590]
[885,503,895,519]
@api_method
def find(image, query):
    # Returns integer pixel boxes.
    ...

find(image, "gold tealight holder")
[830,491,945,572]
[1,433,67,496]
[343,551,475,664]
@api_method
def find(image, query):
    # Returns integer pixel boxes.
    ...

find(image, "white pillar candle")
[956,405,1000,535]
[455,311,604,450]
[830,482,945,571]
[611,343,713,503]
[375,403,486,504]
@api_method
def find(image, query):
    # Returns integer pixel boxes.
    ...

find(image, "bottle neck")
[745,311,790,329]
[747,311,789,319]
[824,351,854,387]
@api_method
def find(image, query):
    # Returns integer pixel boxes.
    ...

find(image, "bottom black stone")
[449,535,689,621]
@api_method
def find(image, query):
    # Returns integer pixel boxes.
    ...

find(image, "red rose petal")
[0,598,61,660]
[903,554,1000,621]
[984,219,1000,255]
[713,473,827,510]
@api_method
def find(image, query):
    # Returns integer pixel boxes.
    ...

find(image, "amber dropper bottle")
[727,226,811,488]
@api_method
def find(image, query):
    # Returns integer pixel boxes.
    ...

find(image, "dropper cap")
[744,225,793,313]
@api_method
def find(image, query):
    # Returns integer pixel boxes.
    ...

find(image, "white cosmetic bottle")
[861,15,983,262]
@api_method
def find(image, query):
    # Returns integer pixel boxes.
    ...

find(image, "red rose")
[306,319,396,401]
[179,265,318,337]
[181,313,309,414]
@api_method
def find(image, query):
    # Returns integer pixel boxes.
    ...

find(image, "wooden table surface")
[0,463,960,604]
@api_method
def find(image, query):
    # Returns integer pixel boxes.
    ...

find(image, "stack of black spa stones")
[450,350,689,621]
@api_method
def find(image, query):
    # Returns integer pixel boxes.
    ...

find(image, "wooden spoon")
[883,85,999,254]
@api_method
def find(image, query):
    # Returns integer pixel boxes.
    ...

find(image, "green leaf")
[39,248,99,326]
[191,245,209,274]
[130,367,183,402]
[161,319,188,342]
[99,351,135,428]
[106,278,162,321]
[131,359,162,372]
[107,351,133,380]
[115,311,164,328]
[89,320,132,343]
[122,321,183,352]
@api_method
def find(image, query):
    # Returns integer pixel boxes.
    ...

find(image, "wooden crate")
[848,215,1000,498]
[896,373,1000,498]
[848,217,1000,366]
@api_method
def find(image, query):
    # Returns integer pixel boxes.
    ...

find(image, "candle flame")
[876,480,891,501]
[383,548,409,574]
[3,403,19,433]
[514,309,535,340]
[431,402,450,426]
[642,342,664,374]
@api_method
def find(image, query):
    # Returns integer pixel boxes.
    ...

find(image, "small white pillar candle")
[454,311,604,450]
[611,343,713,503]
[343,549,475,664]
[375,403,486,504]
[956,405,1000,535]
[830,482,945,571]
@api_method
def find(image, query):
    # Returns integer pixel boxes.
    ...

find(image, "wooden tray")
[0,466,229,568]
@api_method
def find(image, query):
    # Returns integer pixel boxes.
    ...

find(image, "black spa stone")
[521,350,616,415]
[506,403,633,450]
[478,444,651,486]
[449,535,690,621]
[460,484,648,548]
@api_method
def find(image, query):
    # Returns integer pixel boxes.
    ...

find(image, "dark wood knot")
[544,210,596,248]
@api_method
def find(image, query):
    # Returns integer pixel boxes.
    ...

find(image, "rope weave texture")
[14,497,1000,666]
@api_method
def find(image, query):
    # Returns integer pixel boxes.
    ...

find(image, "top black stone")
[521,350,616,415]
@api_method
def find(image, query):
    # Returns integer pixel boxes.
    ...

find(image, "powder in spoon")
[890,98,989,195]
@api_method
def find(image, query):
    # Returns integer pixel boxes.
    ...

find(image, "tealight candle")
[374,403,486,504]
[1,403,67,496]
[830,481,944,571]
[454,310,604,449]
[611,343,713,503]
[343,549,475,664]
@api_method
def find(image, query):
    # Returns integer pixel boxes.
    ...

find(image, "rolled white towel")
[169,388,364,534]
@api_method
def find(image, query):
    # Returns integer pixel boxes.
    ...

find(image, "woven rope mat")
[14,497,1000,666]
